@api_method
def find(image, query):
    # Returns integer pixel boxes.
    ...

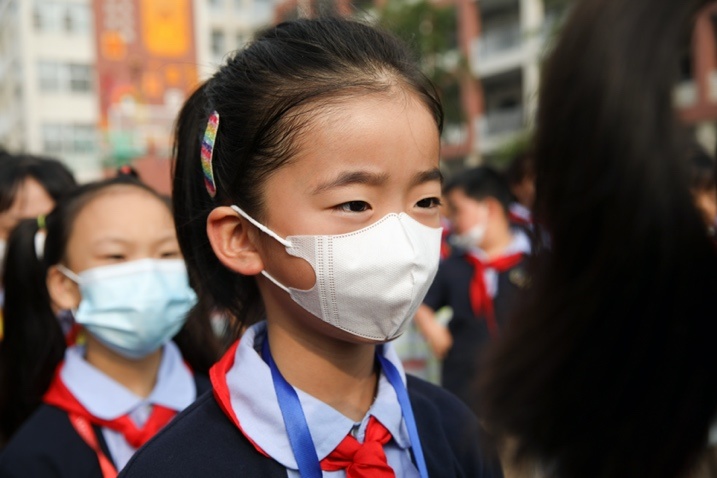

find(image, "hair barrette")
[201,111,220,198]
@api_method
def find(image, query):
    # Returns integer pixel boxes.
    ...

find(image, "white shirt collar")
[226,321,410,470]
[61,341,196,421]
[469,228,532,261]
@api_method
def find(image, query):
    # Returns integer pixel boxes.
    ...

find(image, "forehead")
[71,187,173,236]
[8,177,54,218]
[288,91,440,179]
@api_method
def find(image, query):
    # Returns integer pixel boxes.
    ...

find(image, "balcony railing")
[484,107,524,136]
[477,23,522,61]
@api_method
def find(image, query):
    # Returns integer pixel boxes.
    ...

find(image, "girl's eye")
[336,201,371,213]
[160,251,180,259]
[104,254,126,261]
[416,197,442,209]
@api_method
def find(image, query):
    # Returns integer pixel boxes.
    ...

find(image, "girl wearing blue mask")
[118,18,501,478]
[0,177,220,476]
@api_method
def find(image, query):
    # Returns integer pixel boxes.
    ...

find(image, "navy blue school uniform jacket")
[423,232,531,407]
[118,323,504,478]
[0,342,210,478]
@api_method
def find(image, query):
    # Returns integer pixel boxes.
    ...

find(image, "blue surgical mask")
[57,259,197,360]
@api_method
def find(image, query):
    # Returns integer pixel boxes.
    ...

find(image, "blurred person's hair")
[478,0,717,477]
[505,152,534,188]
[444,166,513,213]
[688,143,716,192]
[0,154,77,213]
[0,176,221,444]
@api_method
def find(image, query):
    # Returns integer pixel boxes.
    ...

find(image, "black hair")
[0,154,76,213]
[173,17,443,337]
[505,152,535,188]
[0,177,220,444]
[443,166,513,213]
[478,0,717,477]
[688,143,716,192]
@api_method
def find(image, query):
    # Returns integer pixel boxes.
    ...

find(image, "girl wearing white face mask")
[117,18,502,478]
[0,178,220,477]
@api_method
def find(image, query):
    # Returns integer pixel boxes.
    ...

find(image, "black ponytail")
[0,218,65,444]
[479,0,717,477]
[172,18,442,338]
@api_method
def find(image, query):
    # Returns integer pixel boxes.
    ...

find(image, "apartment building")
[195,0,276,80]
[0,0,277,182]
[469,0,556,159]
[0,0,99,180]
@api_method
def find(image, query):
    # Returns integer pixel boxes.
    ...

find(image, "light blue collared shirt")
[226,322,420,478]
[61,341,196,471]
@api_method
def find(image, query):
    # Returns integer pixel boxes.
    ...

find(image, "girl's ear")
[207,206,265,275]
[46,266,81,311]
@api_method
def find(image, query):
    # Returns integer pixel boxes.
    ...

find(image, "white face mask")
[231,206,442,342]
[450,222,487,250]
[58,259,197,359]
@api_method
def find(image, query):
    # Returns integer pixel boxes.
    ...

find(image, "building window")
[42,123,97,154]
[236,32,248,48]
[38,61,60,92]
[38,61,93,93]
[211,29,225,58]
[34,1,91,34]
[69,64,92,92]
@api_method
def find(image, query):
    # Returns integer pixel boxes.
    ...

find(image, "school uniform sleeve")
[0,405,103,478]
[422,260,451,312]
[407,375,504,478]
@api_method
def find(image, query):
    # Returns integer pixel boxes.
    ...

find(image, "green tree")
[377,0,467,129]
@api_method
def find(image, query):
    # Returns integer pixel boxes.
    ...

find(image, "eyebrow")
[410,168,443,188]
[311,171,390,195]
[311,167,443,195]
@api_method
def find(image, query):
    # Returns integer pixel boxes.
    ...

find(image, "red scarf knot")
[464,252,524,338]
[321,416,396,478]
[43,366,178,449]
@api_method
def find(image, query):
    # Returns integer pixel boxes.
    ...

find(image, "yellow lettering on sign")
[140,0,190,57]
[101,31,127,61]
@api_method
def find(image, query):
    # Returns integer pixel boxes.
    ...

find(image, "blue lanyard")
[261,338,429,478]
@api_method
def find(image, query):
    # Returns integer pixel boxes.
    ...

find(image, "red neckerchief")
[43,364,179,449]
[209,340,270,457]
[464,252,524,338]
[321,415,395,477]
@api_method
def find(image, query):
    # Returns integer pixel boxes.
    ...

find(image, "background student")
[0,177,220,476]
[415,166,531,407]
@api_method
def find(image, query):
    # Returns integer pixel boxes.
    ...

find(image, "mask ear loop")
[229,205,293,248]
[55,264,82,284]
[229,205,296,294]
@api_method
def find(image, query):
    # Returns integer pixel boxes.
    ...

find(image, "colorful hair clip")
[201,111,220,198]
